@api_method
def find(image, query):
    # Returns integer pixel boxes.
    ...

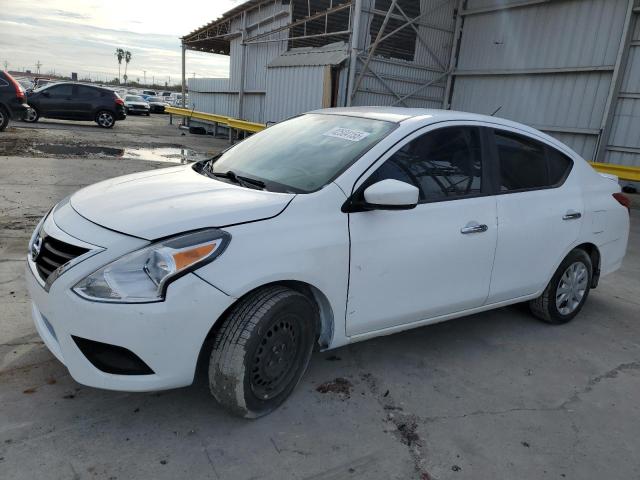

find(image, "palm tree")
[115,48,124,83]
[123,51,132,85]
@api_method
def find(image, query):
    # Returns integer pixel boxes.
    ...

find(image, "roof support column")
[181,43,186,109]
[238,11,248,119]
[347,0,363,106]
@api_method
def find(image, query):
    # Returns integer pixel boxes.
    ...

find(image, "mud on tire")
[208,286,317,418]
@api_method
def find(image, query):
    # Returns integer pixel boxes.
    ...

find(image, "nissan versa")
[26,108,630,418]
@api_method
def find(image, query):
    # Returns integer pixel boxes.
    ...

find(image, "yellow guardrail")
[165,106,266,133]
[590,162,640,182]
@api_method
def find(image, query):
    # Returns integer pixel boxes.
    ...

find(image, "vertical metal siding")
[451,0,630,160]
[604,11,640,167]
[264,66,326,123]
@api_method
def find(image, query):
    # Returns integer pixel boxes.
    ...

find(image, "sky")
[0,0,245,85]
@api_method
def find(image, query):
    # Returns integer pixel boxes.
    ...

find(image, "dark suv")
[0,71,30,131]
[24,83,126,128]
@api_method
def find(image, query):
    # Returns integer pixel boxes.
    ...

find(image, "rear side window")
[366,126,483,203]
[494,130,572,191]
[495,131,547,191]
[547,147,573,185]
[78,86,101,98]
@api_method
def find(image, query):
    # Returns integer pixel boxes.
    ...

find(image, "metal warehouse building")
[181,0,640,167]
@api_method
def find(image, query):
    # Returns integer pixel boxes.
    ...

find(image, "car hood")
[69,165,295,239]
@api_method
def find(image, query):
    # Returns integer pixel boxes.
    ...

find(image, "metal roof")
[268,42,349,68]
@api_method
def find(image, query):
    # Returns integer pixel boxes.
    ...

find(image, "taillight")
[115,98,124,106]
[4,72,25,101]
[613,192,631,212]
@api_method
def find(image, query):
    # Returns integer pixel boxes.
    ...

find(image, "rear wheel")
[23,107,39,123]
[0,106,8,131]
[530,249,592,324]
[208,286,317,418]
[95,110,115,128]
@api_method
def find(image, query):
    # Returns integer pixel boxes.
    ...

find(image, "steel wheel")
[96,111,115,128]
[555,261,589,315]
[250,314,303,400]
[23,107,39,123]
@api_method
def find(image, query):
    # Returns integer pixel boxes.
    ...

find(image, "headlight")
[73,229,230,303]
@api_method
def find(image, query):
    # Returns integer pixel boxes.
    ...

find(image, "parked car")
[26,108,630,418]
[123,95,150,115]
[141,90,157,97]
[23,83,126,128]
[146,96,169,113]
[0,71,30,131]
[167,92,188,106]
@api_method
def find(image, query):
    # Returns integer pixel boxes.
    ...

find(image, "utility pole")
[143,70,146,84]
[3,60,8,71]
[192,72,196,78]
[152,75,154,85]
[36,60,42,74]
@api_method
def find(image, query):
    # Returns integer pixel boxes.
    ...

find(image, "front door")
[346,125,498,337]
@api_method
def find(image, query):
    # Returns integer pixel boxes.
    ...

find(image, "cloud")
[51,9,91,20]
[1,12,230,83]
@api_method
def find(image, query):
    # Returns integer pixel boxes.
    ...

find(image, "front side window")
[366,126,483,203]
[207,114,396,193]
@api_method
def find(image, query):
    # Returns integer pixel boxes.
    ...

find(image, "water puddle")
[3,142,209,163]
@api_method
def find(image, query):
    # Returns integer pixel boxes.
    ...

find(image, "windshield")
[148,96,163,102]
[126,95,144,102]
[206,114,396,193]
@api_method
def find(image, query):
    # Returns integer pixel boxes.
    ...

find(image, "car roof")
[310,106,556,145]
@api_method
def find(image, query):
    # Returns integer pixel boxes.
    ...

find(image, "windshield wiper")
[211,170,266,190]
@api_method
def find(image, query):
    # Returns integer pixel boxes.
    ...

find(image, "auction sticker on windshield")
[323,127,371,142]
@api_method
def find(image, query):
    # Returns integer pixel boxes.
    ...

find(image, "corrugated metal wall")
[604,7,640,166]
[450,0,633,163]
[352,0,457,108]
[264,66,327,123]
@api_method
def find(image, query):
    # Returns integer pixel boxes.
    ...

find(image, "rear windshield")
[126,96,144,101]
[206,113,397,193]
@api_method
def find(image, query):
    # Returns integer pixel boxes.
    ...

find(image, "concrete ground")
[1,116,639,480]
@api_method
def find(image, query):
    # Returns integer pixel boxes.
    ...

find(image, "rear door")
[75,86,102,120]
[346,124,498,336]
[486,128,582,303]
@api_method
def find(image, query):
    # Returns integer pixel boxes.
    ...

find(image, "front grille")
[35,235,89,282]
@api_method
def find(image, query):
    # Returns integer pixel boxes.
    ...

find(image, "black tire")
[0,106,9,131]
[23,107,40,123]
[145,112,150,116]
[530,249,592,324]
[209,286,317,418]
[95,110,115,128]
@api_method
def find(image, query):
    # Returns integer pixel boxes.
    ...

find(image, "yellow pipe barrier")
[590,162,640,182]
[165,106,266,133]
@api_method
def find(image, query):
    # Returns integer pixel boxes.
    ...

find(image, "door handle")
[461,223,488,234]
[563,211,582,221]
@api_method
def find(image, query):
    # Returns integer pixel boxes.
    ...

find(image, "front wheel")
[530,249,592,324]
[209,286,317,418]
[23,107,39,123]
[95,110,115,128]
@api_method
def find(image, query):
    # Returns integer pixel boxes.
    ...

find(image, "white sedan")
[26,108,630,417]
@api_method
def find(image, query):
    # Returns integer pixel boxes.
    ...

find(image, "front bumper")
[26,207,235,392]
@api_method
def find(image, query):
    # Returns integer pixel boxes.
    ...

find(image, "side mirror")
[362,179,419,210]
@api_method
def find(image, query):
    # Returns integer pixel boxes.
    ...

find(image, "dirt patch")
[316,378,353,399]
[0,138,208,163]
